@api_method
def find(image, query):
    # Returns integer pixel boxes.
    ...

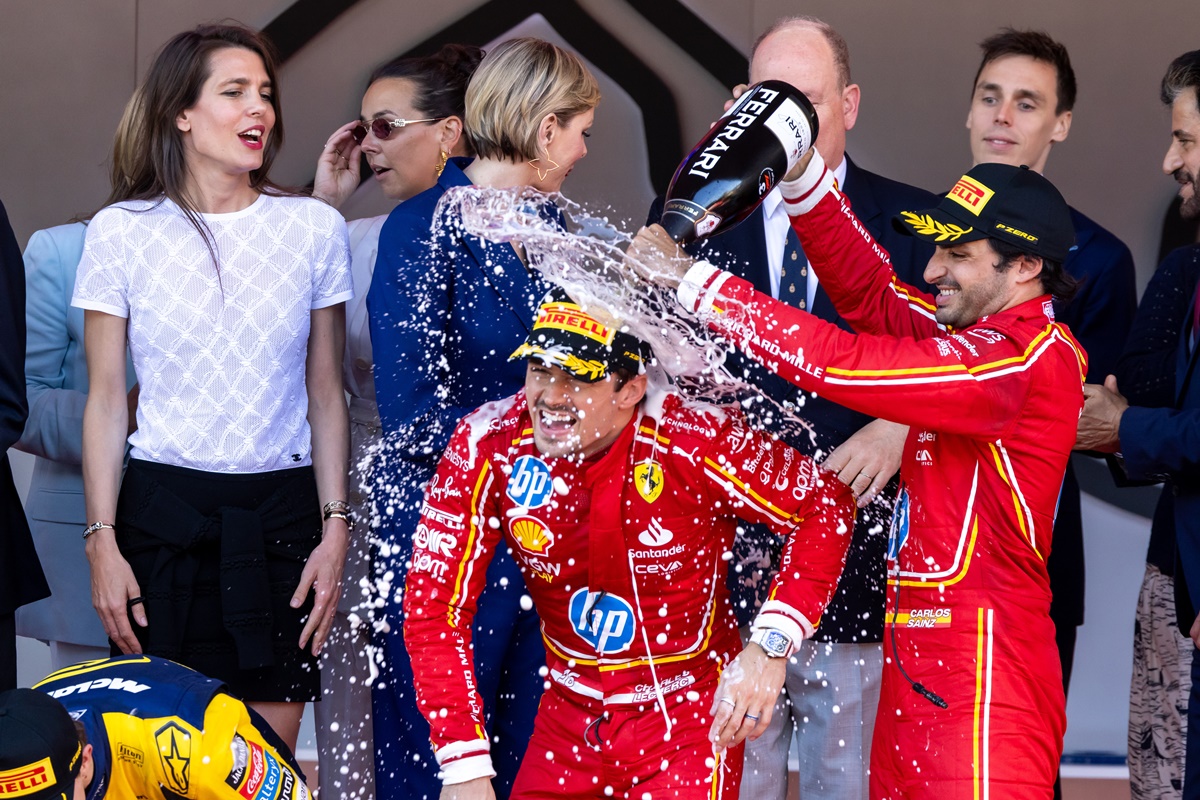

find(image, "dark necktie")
[780,225,808,309]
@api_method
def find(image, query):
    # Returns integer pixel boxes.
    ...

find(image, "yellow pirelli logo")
[947,176,995,216]
[532,302,614,345]
[886,609,952,627]
[0,759,56,797]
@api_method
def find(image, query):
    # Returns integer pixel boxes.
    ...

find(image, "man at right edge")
[631,145,1084,797]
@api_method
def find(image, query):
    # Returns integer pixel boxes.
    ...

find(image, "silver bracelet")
[82,521,116,540]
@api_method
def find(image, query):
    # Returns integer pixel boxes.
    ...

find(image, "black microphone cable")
[888,575,949,709]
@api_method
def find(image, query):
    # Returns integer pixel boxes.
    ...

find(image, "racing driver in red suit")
[630,153,1087,799]
[402,287,856,800]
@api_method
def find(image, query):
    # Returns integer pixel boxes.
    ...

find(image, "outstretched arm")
[403,412,507,787]
[699,414,855,749]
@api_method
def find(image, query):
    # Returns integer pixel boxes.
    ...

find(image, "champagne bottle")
[660,80,818,244]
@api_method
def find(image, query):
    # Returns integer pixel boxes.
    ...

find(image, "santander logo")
[638,517,674,548]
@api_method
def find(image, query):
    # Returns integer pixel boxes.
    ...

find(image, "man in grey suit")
[14,222,135,668]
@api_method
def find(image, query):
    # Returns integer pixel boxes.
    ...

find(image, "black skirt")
[115,458,321,702]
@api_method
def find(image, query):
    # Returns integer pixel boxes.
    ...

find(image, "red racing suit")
[403,389,854,798]
[676,151,1086,800]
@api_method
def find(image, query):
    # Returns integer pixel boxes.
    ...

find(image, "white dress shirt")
[761,156,848,307]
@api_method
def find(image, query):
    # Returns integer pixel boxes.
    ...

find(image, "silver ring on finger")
[719,697,736,707]
[745,713,760,721]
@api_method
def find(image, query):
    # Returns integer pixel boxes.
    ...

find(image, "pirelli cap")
[0,689,80,800]
[894,162,1074,262]
[510,287,650,383]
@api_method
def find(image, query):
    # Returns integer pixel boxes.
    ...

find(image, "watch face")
[757,629,789,657]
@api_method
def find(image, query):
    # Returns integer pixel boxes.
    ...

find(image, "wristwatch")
[749,627,795,659]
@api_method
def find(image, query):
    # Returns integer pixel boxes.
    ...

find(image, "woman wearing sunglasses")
[362,37,599,800]
[72,24,352,751]
[307,43,481,800]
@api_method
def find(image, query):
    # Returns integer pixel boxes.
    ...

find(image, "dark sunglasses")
[351,117,444,144]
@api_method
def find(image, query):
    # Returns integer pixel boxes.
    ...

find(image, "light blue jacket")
[15,222,134,646]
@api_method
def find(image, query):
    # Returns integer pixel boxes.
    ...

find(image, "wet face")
[966,55,1071,173]
[923,239,1021,329]
[749,24,858,170]
[525,362,640,459]
[1164,89,1200,219]
[176,47,275,184]
[360,77,452,202]
[533,107,594,193]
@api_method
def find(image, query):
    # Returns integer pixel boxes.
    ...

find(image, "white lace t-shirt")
[72,193,353,473]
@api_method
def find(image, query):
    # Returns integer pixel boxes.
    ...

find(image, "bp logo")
[507,455,554,508]
[633,460,663,503]
[569,589,636,654]
[887,488,911,561]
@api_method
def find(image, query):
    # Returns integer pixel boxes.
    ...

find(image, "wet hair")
[368,44,484,156]
[751,16,851,91]
[610,367,636,390]
[105,23,288,267]
[988,237,1077,303]
[465,37,600,162]
[974,29,1076,115]
[1161,50,1200,112]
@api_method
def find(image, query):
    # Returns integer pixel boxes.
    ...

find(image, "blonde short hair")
[466,38,601,162]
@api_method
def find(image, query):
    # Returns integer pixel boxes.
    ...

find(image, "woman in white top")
[74,23,352,749]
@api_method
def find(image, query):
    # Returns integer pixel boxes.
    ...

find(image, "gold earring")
[527,157,561,182]
[435,149,449,179]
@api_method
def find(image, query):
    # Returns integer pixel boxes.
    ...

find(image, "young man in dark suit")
[1077,49,1200,800]
[649,17,937,799]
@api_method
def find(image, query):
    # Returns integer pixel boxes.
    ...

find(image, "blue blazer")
[368,158,546,543]
[651,155,937,641]
[0,198,49,617]
[1060,209,1138,383]
[1044,209,1137,630]
[1118,245,1200,619]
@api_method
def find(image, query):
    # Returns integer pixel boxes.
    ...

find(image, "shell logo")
[511,516,554,555]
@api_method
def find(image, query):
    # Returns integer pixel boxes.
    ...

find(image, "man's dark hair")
[1161,50,1200,111]
[611,367,636,390]
[988,237,1078,303]
[974,29,1077,115]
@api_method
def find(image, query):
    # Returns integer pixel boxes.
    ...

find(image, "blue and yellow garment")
[34,655,308,800]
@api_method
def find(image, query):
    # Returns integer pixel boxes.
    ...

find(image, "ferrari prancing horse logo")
[634,461,663,503]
